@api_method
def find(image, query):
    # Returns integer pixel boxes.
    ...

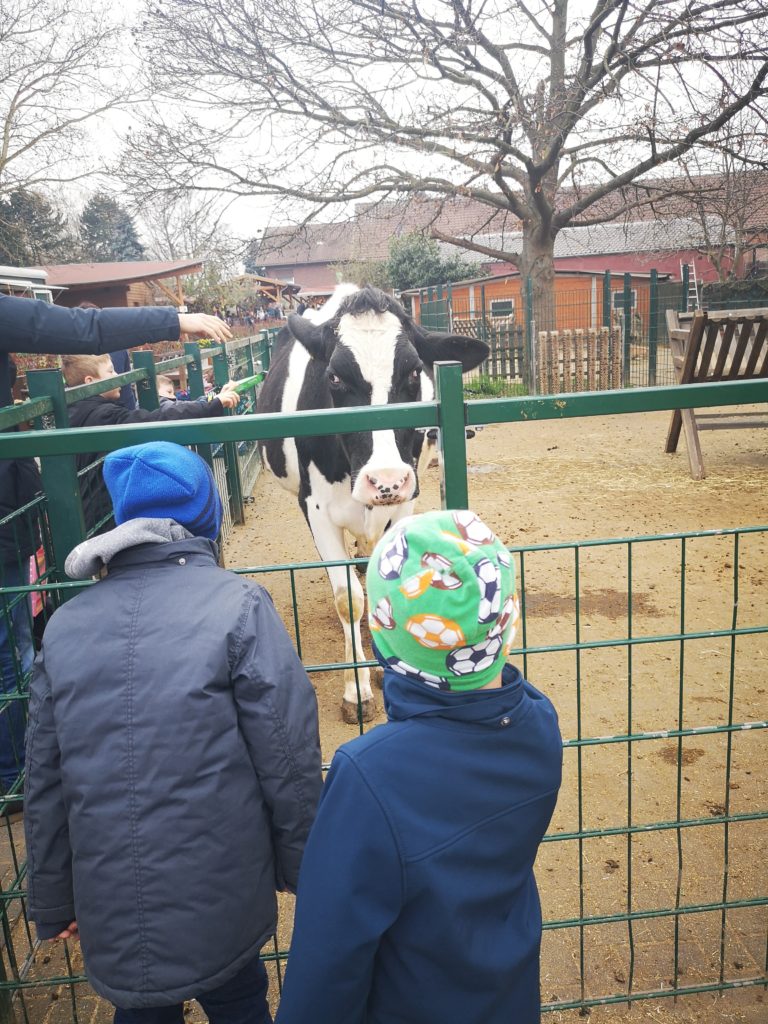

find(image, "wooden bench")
[665,307,768,478]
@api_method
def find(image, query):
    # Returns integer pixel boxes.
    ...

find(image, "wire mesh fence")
[0,375,765,1021]
[420,272,768,397]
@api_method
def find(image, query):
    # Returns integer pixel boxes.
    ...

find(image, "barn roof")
[447,216,734,264]
[255,170,768,268]
[37,259,204,287]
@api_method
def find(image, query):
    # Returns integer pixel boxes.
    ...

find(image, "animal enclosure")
[1,374,766,1023]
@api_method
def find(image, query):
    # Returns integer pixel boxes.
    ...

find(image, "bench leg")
[680,408,706,479]
[665,409,682,453]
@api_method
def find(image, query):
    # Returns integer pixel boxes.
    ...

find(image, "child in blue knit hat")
[277,509,563,1024]
[24,441,323,1024]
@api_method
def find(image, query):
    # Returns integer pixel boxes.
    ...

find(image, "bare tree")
[125,0,768,312]
[672,111,768,282]
[138,192,243,273]
[0,1,133,198]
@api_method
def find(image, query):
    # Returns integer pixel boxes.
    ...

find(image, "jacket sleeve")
[23,647,75,934]
[14,456,42,506]
[230,585,322,893]
[275,751,404,1024]
[83,397,227,425]
[0,294,179,355]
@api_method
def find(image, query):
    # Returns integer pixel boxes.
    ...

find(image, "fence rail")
[1,369,766,1021]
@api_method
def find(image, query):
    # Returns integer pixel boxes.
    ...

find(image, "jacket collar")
[383,663,525,725]
[65,518,218,579]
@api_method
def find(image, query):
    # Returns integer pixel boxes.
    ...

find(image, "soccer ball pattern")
[474,557,502,624]
[384,656,451,690]
[453,510,495,546]
[446,633,504,677]
[369,596,395,631]
[370,510,516,688]
[406,614,465,650]
[377,530,408,579]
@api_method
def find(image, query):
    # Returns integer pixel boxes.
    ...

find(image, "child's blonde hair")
[156,374,175,393]
[62,354,112,388]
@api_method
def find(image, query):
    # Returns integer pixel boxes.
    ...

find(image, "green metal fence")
[420,272,768,396]
[0,368,766,1020]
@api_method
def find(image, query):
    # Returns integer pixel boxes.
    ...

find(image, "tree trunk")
[520,227,557,334]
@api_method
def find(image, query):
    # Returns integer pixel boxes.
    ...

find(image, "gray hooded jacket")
[24,520,322,1008]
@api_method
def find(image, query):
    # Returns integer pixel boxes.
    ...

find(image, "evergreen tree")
[386,233,480,292]
[0,190,75,266]
[80,193,146,262]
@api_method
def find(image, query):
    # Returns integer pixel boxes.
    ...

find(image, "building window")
[612,289,637,310]
[490,298,515,318]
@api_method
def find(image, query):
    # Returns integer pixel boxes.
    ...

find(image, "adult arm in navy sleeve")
[0,295,232,405]
[0,294,180,356]
[23,647,76,939]
[230,585,323,893]
[275,751,404,1024]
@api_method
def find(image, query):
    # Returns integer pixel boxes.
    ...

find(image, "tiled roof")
[454,216,734,262]
[256,171,768,267]
[37,259,204,287]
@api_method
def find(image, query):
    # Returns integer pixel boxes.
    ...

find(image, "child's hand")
[55,921,78,940]
[218,382,241,410]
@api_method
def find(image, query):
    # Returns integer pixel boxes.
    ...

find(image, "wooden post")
[562,330,572,392]
[598,328,608,390]
[537,330,548,394]
[587,329,596,389]
[611,327,622,389]
[574,330,584,391]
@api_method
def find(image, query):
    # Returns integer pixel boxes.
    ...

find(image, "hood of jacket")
[382,661,526,725]
[64,517,200,578]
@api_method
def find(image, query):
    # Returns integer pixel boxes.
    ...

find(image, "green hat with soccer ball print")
[367,509,519,692]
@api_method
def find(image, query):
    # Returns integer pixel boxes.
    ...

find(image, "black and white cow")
[257,285,489,722]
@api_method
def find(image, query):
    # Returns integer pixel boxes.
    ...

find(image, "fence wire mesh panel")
[2,526,764,1020]
[419,269,768,395]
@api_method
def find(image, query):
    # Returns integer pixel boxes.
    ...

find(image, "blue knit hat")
[103,442,222,540]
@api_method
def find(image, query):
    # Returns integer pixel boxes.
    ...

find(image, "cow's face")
[286,286,488,507]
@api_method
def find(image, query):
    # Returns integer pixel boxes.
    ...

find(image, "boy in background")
[276,509,563,1024]
[156,374,178,405]
[62,354,239,532]
[25,441,322,1024]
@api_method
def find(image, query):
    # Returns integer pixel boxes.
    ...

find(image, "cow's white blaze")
[278,341,311,492]
[338,309,416,504]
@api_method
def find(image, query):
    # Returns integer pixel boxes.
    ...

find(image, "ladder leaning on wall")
[680,261,700,310]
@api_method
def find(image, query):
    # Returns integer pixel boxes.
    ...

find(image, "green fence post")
[648,269,659,388]
[212,347,245,525]
[184,342,213,470]
[258,330,271,372]
[434,361,469,510]
[603,270,612,328]
[623,273,632,388]
[447,283,453,330]
[26,369,86,581]
[681,264,690,313]
[480,283,489,368]
[0,959,16,1024]
[132,350,159,410]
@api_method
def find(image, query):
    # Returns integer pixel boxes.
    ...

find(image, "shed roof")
[37,259,204,287]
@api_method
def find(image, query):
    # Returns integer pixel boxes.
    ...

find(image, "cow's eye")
[328,372,342,387]
[410,368,421,382]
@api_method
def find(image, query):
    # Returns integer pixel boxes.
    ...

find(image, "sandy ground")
[4,404,766,1023]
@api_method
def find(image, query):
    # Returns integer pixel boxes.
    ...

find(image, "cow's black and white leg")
[304,493,376,724]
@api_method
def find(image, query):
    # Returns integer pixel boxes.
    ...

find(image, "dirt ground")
[5,405,766,1024]
[222,405,768,1023]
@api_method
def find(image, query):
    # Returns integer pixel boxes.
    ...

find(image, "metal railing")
[0,367,766,1021]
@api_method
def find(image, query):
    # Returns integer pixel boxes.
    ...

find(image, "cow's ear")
[412,328,489,373]
[287,313,333,362]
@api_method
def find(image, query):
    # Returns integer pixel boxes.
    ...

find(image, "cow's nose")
[362,467,415,504]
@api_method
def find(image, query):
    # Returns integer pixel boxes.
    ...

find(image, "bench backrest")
[666,308,768,382]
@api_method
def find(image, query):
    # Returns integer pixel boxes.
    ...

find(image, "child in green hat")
[276,509,563,1024]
